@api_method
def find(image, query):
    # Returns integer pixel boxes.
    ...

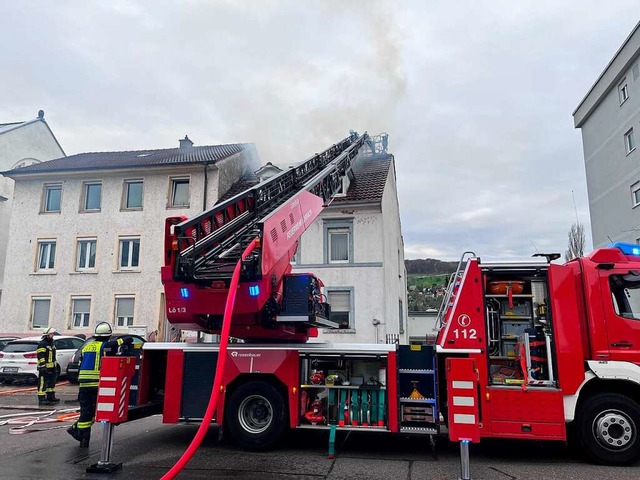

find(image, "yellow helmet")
[94,322,113,337]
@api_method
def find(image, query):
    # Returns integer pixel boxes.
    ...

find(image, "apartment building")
[0,111,65,306]
[0,136,259,337]
[573,21,640,246]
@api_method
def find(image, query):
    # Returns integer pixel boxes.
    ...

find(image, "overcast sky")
[2,2,637,260]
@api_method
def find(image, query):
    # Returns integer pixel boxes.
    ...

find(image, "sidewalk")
[0,381,78,410]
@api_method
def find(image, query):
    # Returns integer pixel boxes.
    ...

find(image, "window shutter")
[74,298,91,313]
[116,298,135,317]
[328,291,350,312]
[33,299,51,328]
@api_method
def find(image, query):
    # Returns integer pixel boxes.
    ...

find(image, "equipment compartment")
[298,353,388,430]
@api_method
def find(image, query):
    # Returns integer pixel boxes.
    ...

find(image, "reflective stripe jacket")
[36,338,56,370]
[78,338,125,387]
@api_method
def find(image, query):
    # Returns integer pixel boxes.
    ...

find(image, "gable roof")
[334,154,392,203]
[218,153,393,205]
[0,114,66,157]
[5,143,249,176]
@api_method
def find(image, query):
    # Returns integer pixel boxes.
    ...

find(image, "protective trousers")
[37,368,57,401]
[70,386,98,446]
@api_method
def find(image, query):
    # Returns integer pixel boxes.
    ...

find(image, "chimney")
[179,135,194,149]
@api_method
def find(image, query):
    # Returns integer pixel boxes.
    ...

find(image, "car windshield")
[3,342,38,353]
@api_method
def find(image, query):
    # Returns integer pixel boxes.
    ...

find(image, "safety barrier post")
[445,358,480,480]
[86,356,136,474]
[87,422,119,473]
[459,439,471,480]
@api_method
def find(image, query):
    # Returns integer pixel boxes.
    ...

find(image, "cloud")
[1,1,635,260]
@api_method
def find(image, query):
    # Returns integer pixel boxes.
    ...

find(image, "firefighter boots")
[79,430,90,448]
[67,425,81,442]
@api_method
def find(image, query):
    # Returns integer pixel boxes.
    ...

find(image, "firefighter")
[36,327,60,406]
[67,322,133,448]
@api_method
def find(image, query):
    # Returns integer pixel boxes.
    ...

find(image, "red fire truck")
[129,133,640,466]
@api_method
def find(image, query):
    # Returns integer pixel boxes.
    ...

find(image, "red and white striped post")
[446,358,480,480]
[87,356,136,474]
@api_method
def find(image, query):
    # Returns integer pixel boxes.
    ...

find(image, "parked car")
[0,335,85,384]
[0,337,19,351]
[66,334,145,384]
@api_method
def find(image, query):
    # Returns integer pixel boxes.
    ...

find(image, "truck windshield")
[610,274,640,320]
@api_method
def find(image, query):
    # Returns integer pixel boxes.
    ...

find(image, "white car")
[0,335,85,384]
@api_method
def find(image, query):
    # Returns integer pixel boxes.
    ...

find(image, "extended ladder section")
[436,251,476,329]
[166,132,370,282]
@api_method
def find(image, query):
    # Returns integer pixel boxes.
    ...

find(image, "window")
[115,296,135,327]
[324,219,353,264]
[399,299,404,334]
[328,228,350,263]
[119,237,140,270]
[55,337,84,350]
[123,180,143,210]
[37,240,56,271]
[632,183,640,207]
[625,128,636,154]
[619,78,629,104]
[71,297,91,328]
[291,244,301,265]
[31,297,51,328]
[170,178,190,207]
[82,182,102,211]
[42,184,62,212]
[76,238,97,270]
[610,274,640,320]
[327,289,353,329]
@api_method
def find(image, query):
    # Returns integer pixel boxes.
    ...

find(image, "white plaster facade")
[0,114,65,304]
[0,145,259,337]
[292,154,408,344]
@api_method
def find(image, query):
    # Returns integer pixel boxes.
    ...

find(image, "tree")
[565,222,586,261]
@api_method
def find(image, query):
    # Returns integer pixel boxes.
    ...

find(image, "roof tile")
[6,143,249,175]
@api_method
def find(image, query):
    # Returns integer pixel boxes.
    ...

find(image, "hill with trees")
[405,258,457,311]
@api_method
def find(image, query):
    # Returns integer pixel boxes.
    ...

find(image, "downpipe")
[161,238,259,480]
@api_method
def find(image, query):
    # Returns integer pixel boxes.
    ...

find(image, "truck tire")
[577,393,640,465]
[226,380,287,450]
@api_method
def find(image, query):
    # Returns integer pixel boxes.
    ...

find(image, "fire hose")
[161,238,259,480]
[0,408,79,434]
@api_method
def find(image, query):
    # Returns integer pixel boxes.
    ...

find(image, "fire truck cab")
[436,242,640,465]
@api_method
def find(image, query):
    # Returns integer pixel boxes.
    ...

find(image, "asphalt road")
[0,381,639,479]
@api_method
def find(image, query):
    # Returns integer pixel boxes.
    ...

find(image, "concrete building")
[573,21,640,247]
[0,111,65,306]
[0,137,259,337]
[407,311,438,345]
[226,135,408,344]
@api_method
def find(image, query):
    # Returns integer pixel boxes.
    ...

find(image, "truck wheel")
[577,393,640,465]
[226,381,287,450]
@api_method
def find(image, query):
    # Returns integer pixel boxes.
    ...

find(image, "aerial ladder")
[161,131,374,342]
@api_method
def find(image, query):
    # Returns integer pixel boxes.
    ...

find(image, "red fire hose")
[161,238,259,480]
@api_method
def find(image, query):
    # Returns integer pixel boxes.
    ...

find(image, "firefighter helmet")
[42,327,57,337]
[94,322,113,338]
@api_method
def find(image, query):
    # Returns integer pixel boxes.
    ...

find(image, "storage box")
[501,299,531,317]
[402,405,433,415]
[501,322,531,338]
[402,413,434,423]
